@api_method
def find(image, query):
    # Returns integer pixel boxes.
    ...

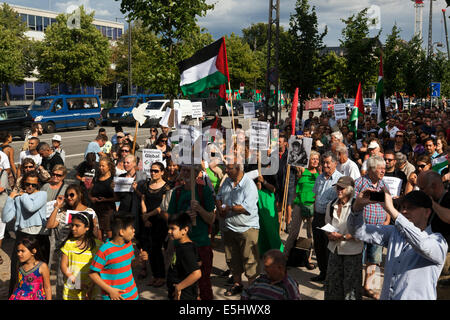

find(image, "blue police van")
[106,94,165,126]
[28,94,102,133]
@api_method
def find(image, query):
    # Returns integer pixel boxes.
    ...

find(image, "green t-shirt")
[293,169,319,206]
[167,185,215,247]
[206,167,220,193]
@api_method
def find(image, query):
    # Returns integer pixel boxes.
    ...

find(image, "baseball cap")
[52,134,61,141]
[116,132,125,137]
[368,141,380,149]
[334,176,354,188]
[402,191,432,209]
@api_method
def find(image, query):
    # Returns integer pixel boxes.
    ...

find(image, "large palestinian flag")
[178,37,229,96]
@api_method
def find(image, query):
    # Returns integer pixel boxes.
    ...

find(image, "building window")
[36,16,43,31]
[51,18,56,25]
[44,17,50,31]
[25,82,35,101]
[28,15,36,30]
[20,13,27,24]
[101,26,106,36]
[118,28,123,38]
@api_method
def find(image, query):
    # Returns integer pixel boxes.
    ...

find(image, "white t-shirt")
[337,158,361,180]
[19,150,42,166]
[378,125,399,138]
[0,151,10,170]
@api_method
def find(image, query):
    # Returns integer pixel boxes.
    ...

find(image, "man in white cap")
[360,140,383,176]
[51,134,65,163]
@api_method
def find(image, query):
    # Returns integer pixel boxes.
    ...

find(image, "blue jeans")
[362,243,383,265]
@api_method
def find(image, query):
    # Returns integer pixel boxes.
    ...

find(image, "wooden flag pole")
[132,120,139,154]
[257,150,262,177]
[279,163,291,234]
[190,141,197,226]
[228,82,236,134]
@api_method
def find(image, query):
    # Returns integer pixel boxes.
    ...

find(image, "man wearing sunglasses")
[2,171,49,296]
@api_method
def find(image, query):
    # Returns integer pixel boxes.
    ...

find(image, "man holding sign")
[383,150,407,195]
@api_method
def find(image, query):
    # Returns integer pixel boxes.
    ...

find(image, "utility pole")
[128,19,132,95]
[265,0,280,123]
[427,0,433,59]
[443,9,450,60]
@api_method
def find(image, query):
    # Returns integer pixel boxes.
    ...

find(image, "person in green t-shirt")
[166,164,216,300]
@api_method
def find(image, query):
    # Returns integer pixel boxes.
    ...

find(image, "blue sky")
[4,0,450,50]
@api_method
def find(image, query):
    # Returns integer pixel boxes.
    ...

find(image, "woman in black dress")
[88,156,117,241]
[139,162,170,287]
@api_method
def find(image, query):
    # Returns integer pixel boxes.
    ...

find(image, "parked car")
[143,99,193,126]
[28,94,102,133]
[0,107,33,140]
[106,94,165,126]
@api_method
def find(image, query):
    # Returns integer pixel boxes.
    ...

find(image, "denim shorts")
[362,243,383,264]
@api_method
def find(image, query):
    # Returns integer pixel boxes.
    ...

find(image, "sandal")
[364,288,380,300]
[305,262,316,270]
[224,284,243,297]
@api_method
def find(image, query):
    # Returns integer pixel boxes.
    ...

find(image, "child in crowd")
[9,236,51,300]
[89,215,148,300]
[60,212,103,300]
[166,213,202,300]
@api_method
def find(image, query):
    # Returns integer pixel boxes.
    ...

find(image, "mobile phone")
[211,152,216,157]
[369,191,385,202]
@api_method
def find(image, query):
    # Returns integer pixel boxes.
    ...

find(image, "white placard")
[46,200,56,218]
[356,139,363,150]
[243,102,255,119]
[114,177,134,192]
[142,149,163,176]
[246,170,259,180]
[382,176,402,197]
[249,121,270,150]
[287,136,313,167]
[191,101,203,119]
[318,223,339,233]
[322,101,329,113]
[333,103,347,120]
[371,102,378,115]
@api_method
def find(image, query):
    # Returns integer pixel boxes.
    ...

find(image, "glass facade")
[18,13,124,40]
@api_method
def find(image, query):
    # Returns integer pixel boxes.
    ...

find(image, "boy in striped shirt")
[89,216,148,300]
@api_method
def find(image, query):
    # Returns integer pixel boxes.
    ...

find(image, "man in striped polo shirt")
[89,216,148,300]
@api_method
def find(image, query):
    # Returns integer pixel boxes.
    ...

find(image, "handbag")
[299,203,314,218]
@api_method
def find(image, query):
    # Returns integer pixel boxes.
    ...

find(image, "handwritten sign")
[333,103,347,120]
[249,121,270,150]
[382,176,402,197]
[142,149,163,176]
[191,101,203,119]
[46,200,56,218]
[243,102,255,119]
[113,177,134,192]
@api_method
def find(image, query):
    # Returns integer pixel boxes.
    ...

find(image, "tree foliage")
[36,6,111,92]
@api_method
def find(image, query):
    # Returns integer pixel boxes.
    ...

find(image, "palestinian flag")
[178,37,229,96]
[349,82,364,137]
[376,56,386,128]
[432,154,448,174]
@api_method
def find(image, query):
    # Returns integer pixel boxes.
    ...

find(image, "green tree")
[36,6,111,93]
[117,0,214,97]
[316,51,346,97]
[0,3,34,104]
[339,8,380,95]
[279,0,327,118]
[383,25,407,97]
[402,35,428,98]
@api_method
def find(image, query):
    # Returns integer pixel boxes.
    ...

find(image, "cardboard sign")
[382,176,402,197]
[287,136,313,167]
[249,121,270,150]
[243,102,255,119]
[333,103,347,120]
[191,101,203,118]
[113,177,134,192]
[142,149,164,176]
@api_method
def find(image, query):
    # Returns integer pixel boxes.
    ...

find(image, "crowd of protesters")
[0,99,449,301]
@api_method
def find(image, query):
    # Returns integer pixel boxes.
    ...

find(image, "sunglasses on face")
[417,164,427,169]
[66,193,76,198]
[24,166,34,169]
[395,135,403,137]
[25,182,38,188]
[161,140,168,143]
[150,169,161,173]
[121,149,130,153]
[151,129,157,132]
[52,173,63,177]
[385,158,395,162]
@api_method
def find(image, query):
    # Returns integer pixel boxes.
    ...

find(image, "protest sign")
[142,149,164,176]
[287,136,312,167]
[113,177,135,193]
[243,102,255,119]
[46,200,56,218]
[333,103,347,120]
[382,176,402,197]
[249,121,270,150]
[322,101,329,113]
[191,101,203,119]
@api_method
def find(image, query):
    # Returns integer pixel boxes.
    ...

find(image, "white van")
[144,99,193,126]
